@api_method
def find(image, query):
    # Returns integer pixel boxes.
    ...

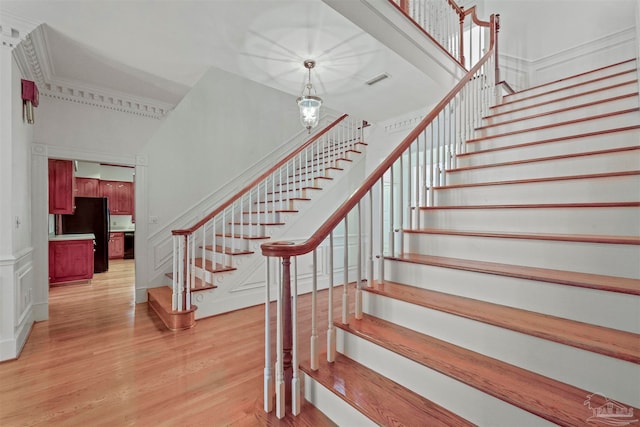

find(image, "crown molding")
[0,12,40,49]
[11,22,174,119]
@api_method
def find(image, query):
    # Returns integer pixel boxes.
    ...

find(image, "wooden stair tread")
[193,258,236,273]
[404,227,640,245]
[499,59,636,99]
[459,125,640,157]
[165,273,217,291]
[420,202,640,210]
[388,252,640,295]
[485,79,639,119]
[466,108,640,143]
[448,145,640,172]
[242,209,298,214]
[215,232,270,240]
[366,280,640,362]
[255,197,311,204]
[338,314,640,426]
[477,92,639,131]
[300,353,474,427]
[498,68,638,107]
[435,170,640,190]
[232,221,285,226]
[201,244,253,255]
[147,286,196,330]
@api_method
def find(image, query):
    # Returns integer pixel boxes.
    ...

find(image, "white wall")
[484,0,638,89]
[34,95,162,156]
[0,50,35,361]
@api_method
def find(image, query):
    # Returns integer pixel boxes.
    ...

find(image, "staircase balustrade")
[170,115,365,312]
[261,12,498,419]
[392,0,497,74]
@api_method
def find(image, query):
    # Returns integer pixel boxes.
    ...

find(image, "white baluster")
[379,178,385,281]
[291,257,300,415]
[355,201,363,319]
[275,257,284,419]
[172,235,178,311]
[327,232,336,362]
[264,257,273,413]
[342,216,349,324]
[311,249,318,370]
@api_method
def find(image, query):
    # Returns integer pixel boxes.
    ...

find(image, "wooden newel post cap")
[261,241,296,257]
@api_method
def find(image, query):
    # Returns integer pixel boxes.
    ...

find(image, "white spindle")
[311,249,318,370]
[291,257,300,416]
[379,178,385,281]
[172,236,178,311]
[327,232,336,362]
[264,257,273,413]
[342,216,349,324]
[355,201,363,319]
[275,256,284,419]
[389,165,395,257]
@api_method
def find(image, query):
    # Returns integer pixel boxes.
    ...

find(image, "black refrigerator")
[61,197,110,273]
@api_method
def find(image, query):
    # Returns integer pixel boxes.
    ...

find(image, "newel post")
[494,14,501,84]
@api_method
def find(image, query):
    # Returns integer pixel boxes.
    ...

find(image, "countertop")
[110,228,135,233]
[49,233,95,241]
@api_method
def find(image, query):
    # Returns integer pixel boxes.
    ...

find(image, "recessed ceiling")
[1,0,445,121]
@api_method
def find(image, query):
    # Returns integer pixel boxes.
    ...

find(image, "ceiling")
[1,0,448,122]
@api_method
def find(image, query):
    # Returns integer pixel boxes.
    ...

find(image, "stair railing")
[169,114,365,312]
[392,0,499,77]
[261,12,498,419]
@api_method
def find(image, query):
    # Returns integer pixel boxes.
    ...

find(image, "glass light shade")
[297,95,322,132]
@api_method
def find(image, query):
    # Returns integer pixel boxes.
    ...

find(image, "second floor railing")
[392,0,499,77]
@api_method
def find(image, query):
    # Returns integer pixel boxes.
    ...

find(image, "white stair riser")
[484,82,639,125]
[418,206,640,236]
[477,96,639,137]
[456,129,640,168]
[360,293,640,407]
[255,200,306,211]
[192,265,234,284]
[403,232,640,278]
[447,149,640,184]
[498,64,637,105]
[336,328,556,426]
[383,258,640,333]
[210,235,256,252]
[242,212,283,223]
[303,373,376,426]
[467,111,640,152]
[234,223,267,236]
[434,174,640,205]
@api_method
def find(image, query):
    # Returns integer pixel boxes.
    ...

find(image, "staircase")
[298,59,640,425]
[148,116,367,330]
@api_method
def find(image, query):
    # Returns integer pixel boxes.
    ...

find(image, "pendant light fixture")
[297,60,322,133]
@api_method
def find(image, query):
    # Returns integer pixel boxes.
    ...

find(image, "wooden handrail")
[462,5,491,28]
[172,114,349,236]
[261,28,496,258]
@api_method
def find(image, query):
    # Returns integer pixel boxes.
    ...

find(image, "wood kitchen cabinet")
[48,159,75,214]
[100,180,133,215]
[75,177,100,197]
[49,239,94,284]
[108,232,125,259]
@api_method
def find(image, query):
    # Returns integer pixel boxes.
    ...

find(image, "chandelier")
[296,60,322,133]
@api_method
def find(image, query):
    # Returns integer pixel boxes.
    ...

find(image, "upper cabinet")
[48,159,75,214]
[100,180,133,215]
[75,177,100,197]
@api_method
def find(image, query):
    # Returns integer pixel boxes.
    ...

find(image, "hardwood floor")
[0,260,336,426]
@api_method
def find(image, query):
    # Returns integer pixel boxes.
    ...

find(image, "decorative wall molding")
[499,26,637,90]
[0,12,39,49]
[11,24,174,119]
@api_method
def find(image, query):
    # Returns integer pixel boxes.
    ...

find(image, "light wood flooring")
[0,259,336,426]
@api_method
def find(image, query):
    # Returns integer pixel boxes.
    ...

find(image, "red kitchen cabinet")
[48,159,75,214]
[108,232,125,259]
[75,177,100,197]
[49,239,94,284]
[100,180,133,215]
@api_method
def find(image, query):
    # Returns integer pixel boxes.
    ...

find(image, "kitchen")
[48,160,135,285]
